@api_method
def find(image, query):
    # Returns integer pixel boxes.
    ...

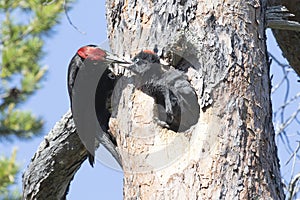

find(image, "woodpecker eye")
[107,72,116,79]
[134,58,140,63]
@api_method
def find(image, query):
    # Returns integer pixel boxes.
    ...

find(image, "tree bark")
[106,0,285,199]
[268,0,300,75]
[22,111,88,200]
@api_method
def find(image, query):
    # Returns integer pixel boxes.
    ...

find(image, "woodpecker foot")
[154,117,170,129]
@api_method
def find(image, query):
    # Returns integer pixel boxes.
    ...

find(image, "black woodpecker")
[129,50,199,132]
[67,45,129,167]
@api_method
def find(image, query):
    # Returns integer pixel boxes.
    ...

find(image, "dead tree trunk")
[106,0,285,199]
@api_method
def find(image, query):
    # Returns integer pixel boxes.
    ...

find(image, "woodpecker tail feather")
[87,152,95,167]
[95,132,122,167]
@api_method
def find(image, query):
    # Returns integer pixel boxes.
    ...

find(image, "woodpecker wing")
[131,58,199,132]
[71,60,109,164]
[164,69,200,131]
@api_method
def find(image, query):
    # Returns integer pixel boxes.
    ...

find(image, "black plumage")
[130,50,199,132]
[67,45,124,167]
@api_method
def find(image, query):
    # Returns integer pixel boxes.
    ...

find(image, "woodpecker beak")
[103,50,133,66]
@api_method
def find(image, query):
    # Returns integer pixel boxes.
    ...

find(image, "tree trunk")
[106,0,285,199]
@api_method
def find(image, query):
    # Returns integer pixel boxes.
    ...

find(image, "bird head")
[77,45,131,65]
[128,50,161,75]
[67,45,131,101]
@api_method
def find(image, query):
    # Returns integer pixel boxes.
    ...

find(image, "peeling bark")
[106,0,284,199]
[21,0,291,199]
[268,0,300,76]
[22,111,88,200]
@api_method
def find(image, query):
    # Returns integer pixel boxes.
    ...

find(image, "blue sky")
[2,0,123,199]
[1,0,299,199]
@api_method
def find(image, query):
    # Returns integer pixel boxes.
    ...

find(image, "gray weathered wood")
[22,111,87,200]
[267,0,300,76]
[22,0,296,198]
[267,6,300,31]
[106,0,285,199]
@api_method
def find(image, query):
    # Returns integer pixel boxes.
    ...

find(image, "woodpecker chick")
[67,45,128,167]
[129,50,199,132]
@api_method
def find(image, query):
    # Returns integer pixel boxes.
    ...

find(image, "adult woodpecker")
[67,45,129,167]
[129,50,199,132]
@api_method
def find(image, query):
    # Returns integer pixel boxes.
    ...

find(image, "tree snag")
[22,0,294,199]
[106,0,285,199]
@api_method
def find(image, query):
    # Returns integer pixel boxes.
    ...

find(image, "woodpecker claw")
[154,117,170,129]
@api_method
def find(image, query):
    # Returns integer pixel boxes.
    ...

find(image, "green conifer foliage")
[0,0,66,198]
